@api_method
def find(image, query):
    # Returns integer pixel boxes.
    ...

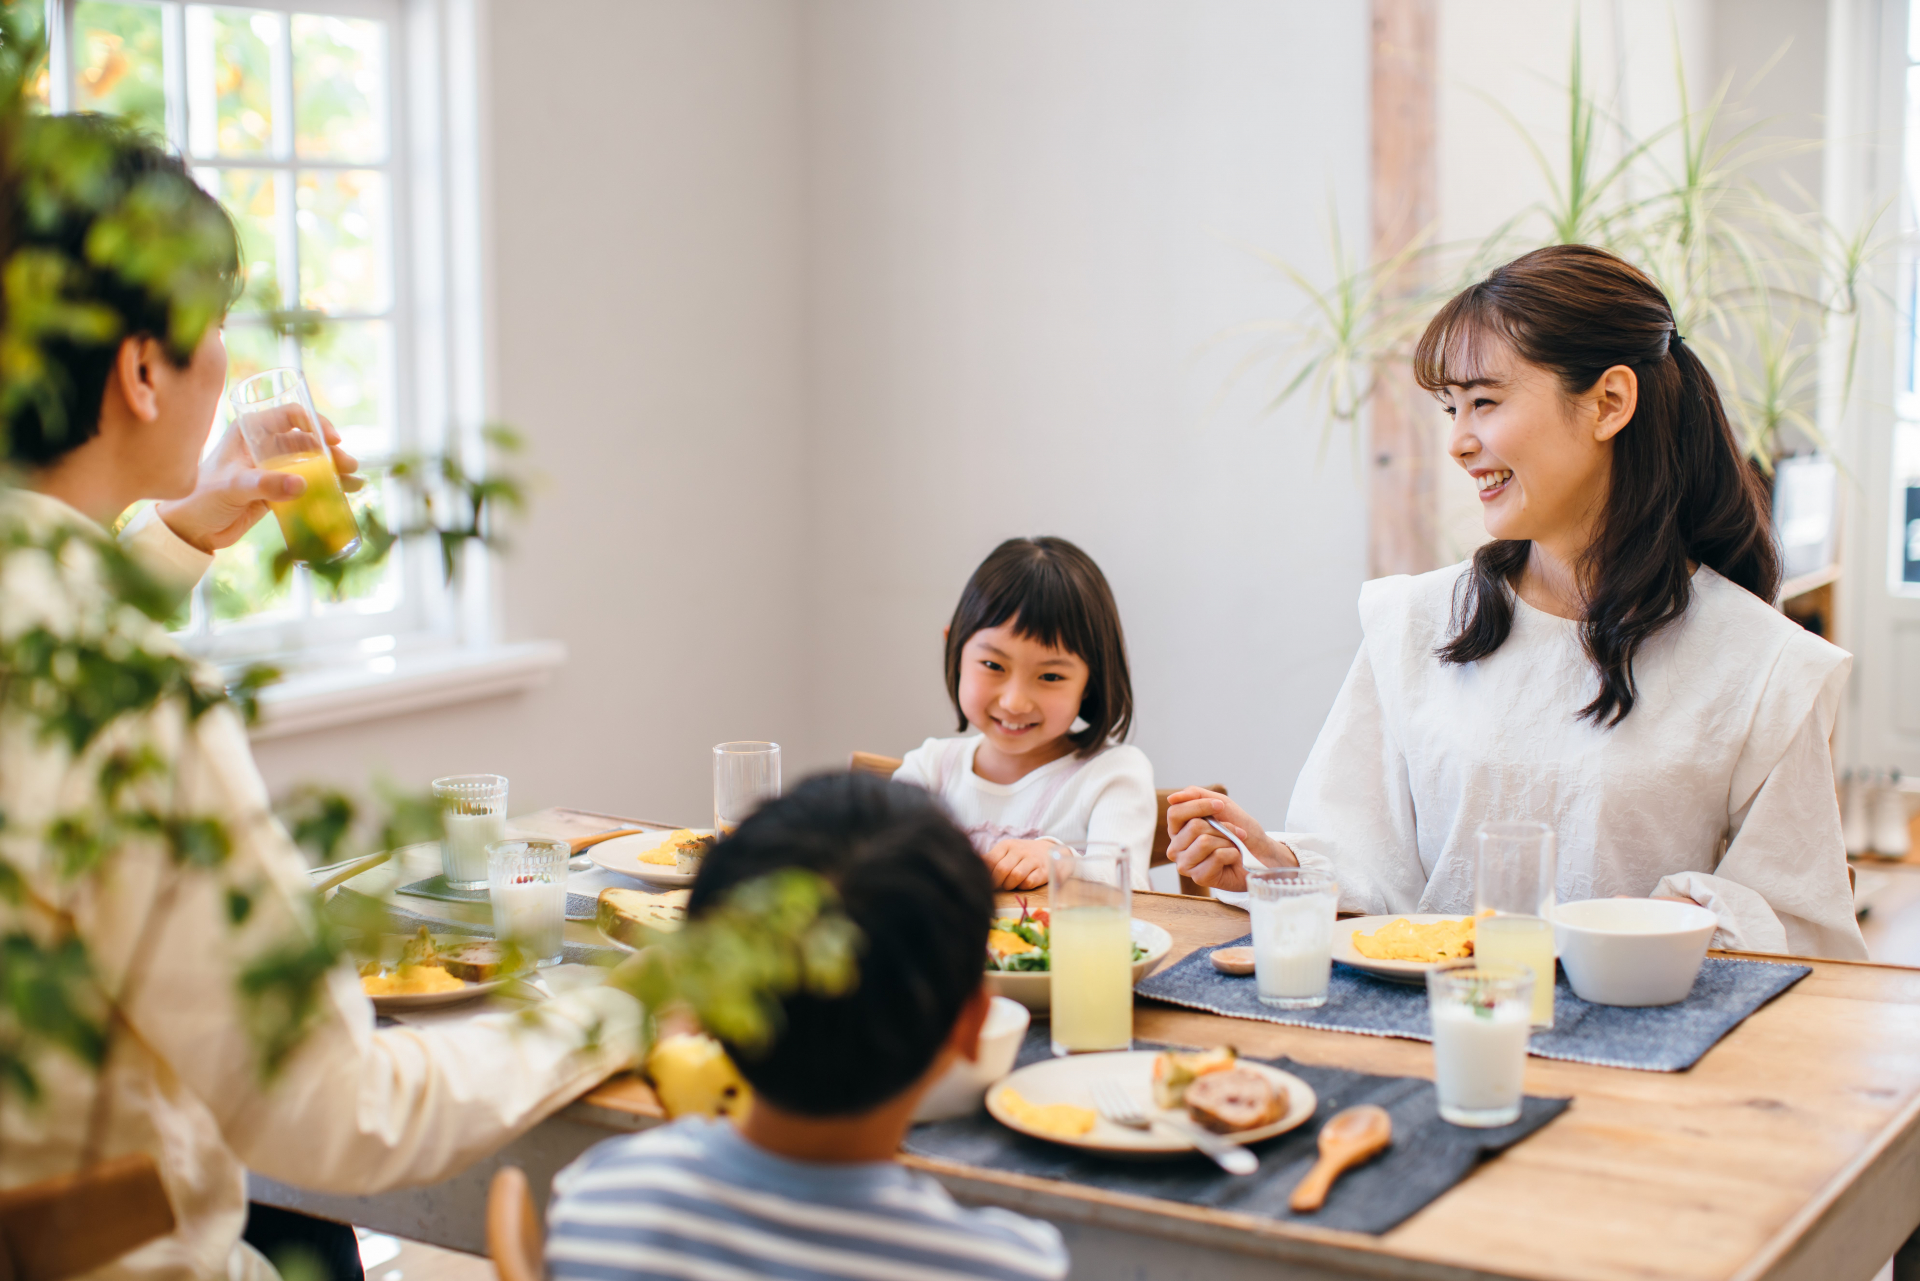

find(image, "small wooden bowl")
[1210,946,1256,976]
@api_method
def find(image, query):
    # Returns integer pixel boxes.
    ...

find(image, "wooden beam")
[1368,0,1439,578]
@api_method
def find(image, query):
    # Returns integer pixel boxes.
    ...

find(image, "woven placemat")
[904,1025,1569,1235]
[1135,935,1808,1072]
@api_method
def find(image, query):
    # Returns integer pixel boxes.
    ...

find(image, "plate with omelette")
[589,827,716,887]
[1332,912,1482,984]
[357,929,515,1012]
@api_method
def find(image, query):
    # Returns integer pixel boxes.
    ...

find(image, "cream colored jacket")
[0,490,641,1281]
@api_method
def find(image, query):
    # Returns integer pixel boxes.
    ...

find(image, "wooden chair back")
[848,751,903,778]
[0,1153,175,1281]
[488,1166,544,1281]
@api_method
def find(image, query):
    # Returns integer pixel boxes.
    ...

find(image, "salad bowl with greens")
[985,899,1173,1012]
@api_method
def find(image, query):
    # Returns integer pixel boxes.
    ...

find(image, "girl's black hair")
[943,536,1134,756]
[1414,244,1781,726]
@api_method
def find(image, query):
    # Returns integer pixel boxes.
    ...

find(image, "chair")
[0,1153,175,1281]
[850,751,1222,897]
[487,1166,544,1281]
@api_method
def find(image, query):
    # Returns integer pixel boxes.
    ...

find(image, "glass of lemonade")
[1248,866,1338,1008]
[1048,842,1133,1057]
[227,367,361,564]
[713,742,780,840]
[1427,961,1534,1127]
[1474,820,1557,1028]
[433,774,508,890]
[487,837,569,967]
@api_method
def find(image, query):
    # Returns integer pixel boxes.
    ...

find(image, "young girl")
[894,536,1157,891]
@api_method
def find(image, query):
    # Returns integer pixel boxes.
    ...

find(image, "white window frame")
[45,0,560,731]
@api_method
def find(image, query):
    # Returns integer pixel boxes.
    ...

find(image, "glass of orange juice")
[1474,821,1558,1028]
[227,368,361,564]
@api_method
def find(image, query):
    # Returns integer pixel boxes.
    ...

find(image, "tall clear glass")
[1248,867,1338,1008]
[1427,961,1534,1127]
[433,774,507,890]
[487,837,568,967]
[1474,820,1557,1028]
[1048,843,1132,1057]
[227,367,361,564]
[713,742,780,838]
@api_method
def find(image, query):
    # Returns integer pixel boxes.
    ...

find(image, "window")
[45,0,480,673]
[1897,0,1920,592]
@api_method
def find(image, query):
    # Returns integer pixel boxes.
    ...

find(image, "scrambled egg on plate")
[996,1088,1097,1139]
[1350,916,1477,963]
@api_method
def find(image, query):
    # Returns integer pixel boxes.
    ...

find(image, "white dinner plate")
[983,909,1173,1013]
[986,1050,1316,1155]
[590,829,714,888]
[1332,912,1479,985]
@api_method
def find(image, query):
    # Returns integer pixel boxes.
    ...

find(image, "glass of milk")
[486,837,569,966]
[432,774,508,890]
[1247,867,1337,1008]
[1426,961,1535,1127]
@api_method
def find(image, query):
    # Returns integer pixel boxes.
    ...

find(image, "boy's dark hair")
[687,772,992,1117]
[6,113,241,466]
[943,535,1134,756]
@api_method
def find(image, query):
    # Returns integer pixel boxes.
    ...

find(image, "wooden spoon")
[567,828,653,854]
[1289,1105,1392,1211]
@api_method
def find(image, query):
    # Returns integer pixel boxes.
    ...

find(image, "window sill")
[247,640,567,741]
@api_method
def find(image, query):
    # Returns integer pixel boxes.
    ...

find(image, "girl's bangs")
[1412,292,1515,393]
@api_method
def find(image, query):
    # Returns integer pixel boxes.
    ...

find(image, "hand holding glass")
[1048,843,1133,1057]
[1474,821,1557,1027]
[227,368,361,564]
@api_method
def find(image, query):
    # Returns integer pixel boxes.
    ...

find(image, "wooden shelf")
[1780,563,1842,602]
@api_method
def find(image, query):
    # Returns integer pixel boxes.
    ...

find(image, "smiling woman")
[1168,246,1865,961]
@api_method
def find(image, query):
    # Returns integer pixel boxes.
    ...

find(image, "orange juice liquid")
[265,451,361,564]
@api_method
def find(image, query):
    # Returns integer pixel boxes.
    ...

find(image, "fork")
[1091,1080,1258,1176]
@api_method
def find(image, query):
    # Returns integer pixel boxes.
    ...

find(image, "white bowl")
[983,912,1173,1013]
[1553,898,1718,1007]
[913,996,1031,1122]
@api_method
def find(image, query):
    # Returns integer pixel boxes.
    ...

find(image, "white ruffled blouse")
[1254,562,1866,959]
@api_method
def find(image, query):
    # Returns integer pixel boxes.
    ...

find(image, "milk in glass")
[443,810,505,886]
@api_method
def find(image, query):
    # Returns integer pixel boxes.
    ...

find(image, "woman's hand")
[985,839,1055,892]
[157,414,361,553]
[1164,788,1296,892]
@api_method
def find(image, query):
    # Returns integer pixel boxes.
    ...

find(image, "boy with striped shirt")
[546,773,1069,1281]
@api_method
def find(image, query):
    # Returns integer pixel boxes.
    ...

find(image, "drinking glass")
[1474,820,1557,1027]
[227,368,361,564]
[487,837,569,967]
[1048,842,1132,1057]
[433,774,508,890]
[1247,867,1338,1009]
[713,742,780,838]
[1427,961,1534,1127]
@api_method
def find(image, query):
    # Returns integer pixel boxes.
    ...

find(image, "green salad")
[986,899,1148,973]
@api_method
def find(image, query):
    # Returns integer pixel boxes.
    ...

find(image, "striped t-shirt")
[546,1117,1069,1281]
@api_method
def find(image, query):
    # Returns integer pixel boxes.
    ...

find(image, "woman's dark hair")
[6,113,242,466]
[943,536,1134,755]
[688,772,992,1117]
[1414,244,1780,726]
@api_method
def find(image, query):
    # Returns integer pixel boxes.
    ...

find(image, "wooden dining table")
[252,808,1920,1281]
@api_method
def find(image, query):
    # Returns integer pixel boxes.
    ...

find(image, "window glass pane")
[315,479,400,614]
[74,2,167,140]
[186,6,277,157]
[197,167,282,312]
[304,319,392,443]
[208,516,296,624]
[293,14,385,161]
[297,170,389,313]
[220,322,285,409]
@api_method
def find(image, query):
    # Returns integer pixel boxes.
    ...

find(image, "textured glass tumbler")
[227,367,361,564]
[1048,843,1132,1057]
[433,774,508,890]
[487,837,569,967]
[714,742,780,839]
[1427,961,1535,1127]
[1248,867,1337,1009]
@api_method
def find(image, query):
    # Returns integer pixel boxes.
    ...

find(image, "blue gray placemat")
[1135,936,1808,1072]
[903,1025,1569,1236]
[398,873,600,922]
[332,889,624,966]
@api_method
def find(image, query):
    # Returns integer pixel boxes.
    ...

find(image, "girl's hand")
[1164,787,1296,892]
[157,414,361,553]
[985,839,1055,891]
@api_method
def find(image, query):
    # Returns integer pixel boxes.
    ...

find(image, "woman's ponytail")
[1415,246,1780,726]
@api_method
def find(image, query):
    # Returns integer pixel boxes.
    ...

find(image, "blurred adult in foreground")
[1169,245,1865,959]
[0,115,642,1281]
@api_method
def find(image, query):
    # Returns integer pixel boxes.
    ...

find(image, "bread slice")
[597,886,691,949]
[438,941,507,982]
[1184,1067,1286,1133]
